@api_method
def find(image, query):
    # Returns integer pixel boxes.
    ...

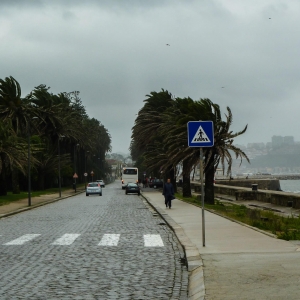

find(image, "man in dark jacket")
[163,178,174,209]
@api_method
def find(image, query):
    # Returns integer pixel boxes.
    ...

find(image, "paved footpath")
[0,182,188,299]
[142,190,300,300]
[0,188,83,217]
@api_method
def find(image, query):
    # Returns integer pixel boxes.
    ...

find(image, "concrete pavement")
[142,189,300,300]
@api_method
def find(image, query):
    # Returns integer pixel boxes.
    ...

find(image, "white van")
[121,167,138,189]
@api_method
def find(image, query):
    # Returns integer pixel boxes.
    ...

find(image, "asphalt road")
[0,182,188,299]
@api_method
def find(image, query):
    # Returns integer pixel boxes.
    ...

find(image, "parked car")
[96,180,105,188]
[86,182,102,196]
[149,179,164,189]
[125,183,140,195]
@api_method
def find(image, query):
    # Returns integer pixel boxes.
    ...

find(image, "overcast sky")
[1,0,300,153]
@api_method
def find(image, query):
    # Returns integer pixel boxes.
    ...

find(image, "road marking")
[98,234,120,246]
[4,234,41,245]
[2,233,165,247]
[144,234,164,247]
[52,234,81,245]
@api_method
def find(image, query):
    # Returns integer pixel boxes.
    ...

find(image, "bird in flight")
[166,44,170,46]
[269,18,271,19]
[221,87,225,88]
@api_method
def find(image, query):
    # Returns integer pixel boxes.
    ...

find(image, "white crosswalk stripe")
[52,234,81,245]
[98,234,120,246]
[4,234,41,245]
[144,234,164,247]
[2,233,165,247]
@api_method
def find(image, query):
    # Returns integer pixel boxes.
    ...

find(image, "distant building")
[283,136,294,145]
[247,143,265,149]
[272,135,294,147]
[272,135,284,148]
[235,144,246,150]
[266,142,272,149]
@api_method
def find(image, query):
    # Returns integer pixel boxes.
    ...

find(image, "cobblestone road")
[0,182,188,299]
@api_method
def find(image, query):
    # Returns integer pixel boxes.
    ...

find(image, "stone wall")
[215,179,281,191]
[217,184,300,209]
[192,183,300,209]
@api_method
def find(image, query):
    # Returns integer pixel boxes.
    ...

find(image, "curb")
[0,190,85,220]
[140,192,205,300]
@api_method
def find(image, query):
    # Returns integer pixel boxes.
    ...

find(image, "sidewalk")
[0,189,84,218]
[141,190,300,300]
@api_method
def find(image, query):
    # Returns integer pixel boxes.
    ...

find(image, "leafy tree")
[0,120,28,195]
[0,76,112,193]
[131,91,249,204]
[131,90,176,186]
[201,100,249,204]
[0,76,35,193]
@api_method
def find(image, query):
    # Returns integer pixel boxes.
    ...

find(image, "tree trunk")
[12,166,20,194]
[37,168,45,190]
[182,159,191,197]
[0,176,7,195]
[204,152,215,205]
[0,157,8,196]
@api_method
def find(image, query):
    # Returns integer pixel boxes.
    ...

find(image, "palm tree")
[131,90,176,185]
[159,97,196,197]
[132,92,249,204]
[0,76,35,193]
[0,119,28,195]
[202,101,249,204]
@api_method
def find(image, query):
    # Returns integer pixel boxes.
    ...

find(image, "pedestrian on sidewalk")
[163,178,174,209]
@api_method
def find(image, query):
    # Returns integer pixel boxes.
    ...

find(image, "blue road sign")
[187,121,214,147]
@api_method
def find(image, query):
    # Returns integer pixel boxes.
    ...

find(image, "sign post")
[84,172,88,190]
[91,170,94,182]
[73,173,78,193]
[187,121,214,247]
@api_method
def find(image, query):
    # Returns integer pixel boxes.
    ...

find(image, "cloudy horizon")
[1,0,300,153]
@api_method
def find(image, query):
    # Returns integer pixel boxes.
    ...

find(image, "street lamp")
[58,135,65,198]
[85,150,90,189]
[91,170,94,182]
[74,143,79,193]
[27,117,38,206]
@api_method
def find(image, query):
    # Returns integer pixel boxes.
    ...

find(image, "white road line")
[98,234,120,246]
[4,234,41,245]
[144,234,164,247]
[52,234,81,245]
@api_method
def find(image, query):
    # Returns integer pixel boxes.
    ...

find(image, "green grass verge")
[0,184,85,206]
[175,192,300,241]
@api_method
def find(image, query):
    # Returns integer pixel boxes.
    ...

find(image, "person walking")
[163,178,174,209]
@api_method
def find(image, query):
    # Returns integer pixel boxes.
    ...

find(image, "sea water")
[280,180,300,194]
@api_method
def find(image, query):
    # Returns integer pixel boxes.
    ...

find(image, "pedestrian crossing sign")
[187,121,214,147]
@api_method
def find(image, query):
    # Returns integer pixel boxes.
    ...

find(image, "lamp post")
[27,117,38,206]
[91,170,94,182]
[74,143,79,193]
[85,150,89,189]
[93,154,96,179]
[58,135,65,198]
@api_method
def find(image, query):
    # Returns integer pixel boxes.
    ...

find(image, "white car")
[86,182,102,196]
[96,180,105,188]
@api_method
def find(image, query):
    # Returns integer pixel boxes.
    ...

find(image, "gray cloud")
[1,0,300,152]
